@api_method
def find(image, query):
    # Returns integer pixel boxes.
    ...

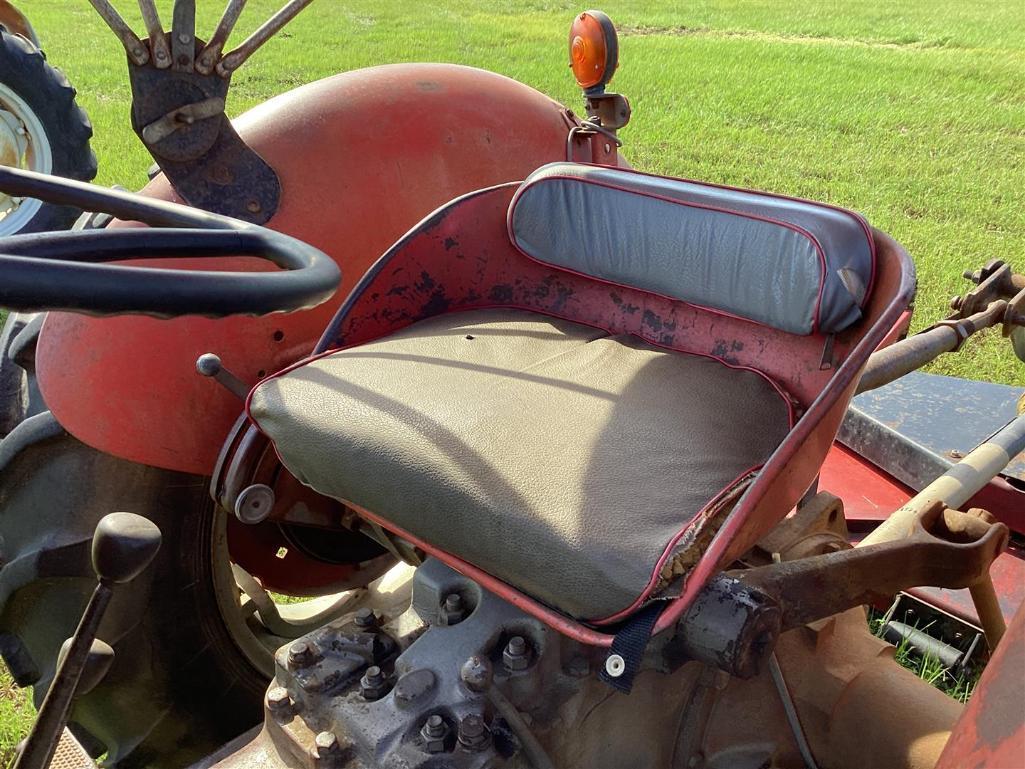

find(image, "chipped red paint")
[35,64,587,475]
[304,181,914,641]
[936,601,1025,769]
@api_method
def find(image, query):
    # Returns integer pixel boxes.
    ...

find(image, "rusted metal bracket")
[737,501,1009,633]
[128,55,280,222]
[81,0,320,222]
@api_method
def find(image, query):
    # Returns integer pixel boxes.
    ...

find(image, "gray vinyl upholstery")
[509,163,875,335]
[250,309,792,621]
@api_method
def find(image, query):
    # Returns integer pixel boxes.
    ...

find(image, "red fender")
[35,64,584,475]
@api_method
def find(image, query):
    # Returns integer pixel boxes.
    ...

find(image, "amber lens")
[569,12,607,89]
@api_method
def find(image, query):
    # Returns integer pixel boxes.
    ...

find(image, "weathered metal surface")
[936,600,1025,769]
[207,559,962,769]
[128,50,281,223]
[35,64,582,475]
[740,502,1008,632]
[845,370,1025,486]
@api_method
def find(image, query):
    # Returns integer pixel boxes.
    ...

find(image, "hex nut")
[457,714,491,751]
[360,665,389,701]
[420,714,449,754]
[266,686,294,722]
[440,593,466,625]
[503,636,531,671]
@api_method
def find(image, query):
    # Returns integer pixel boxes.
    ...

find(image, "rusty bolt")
[420,714,449,754]
[360,665,389,701]
[288,640,316,668]
[503,636,530,671]
[950,295,963,310]
[354,607,378,629]
[457,714,491,752]
[266,686,294,722]
[460,655,493,692]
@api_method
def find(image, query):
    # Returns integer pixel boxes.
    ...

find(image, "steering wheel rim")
[0,166,340,317]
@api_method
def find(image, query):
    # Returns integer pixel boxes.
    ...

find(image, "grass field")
[0,0,1021,762]
[23,0,1025,385]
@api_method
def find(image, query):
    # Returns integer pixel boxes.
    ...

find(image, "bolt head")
[288,640,316,668]
[267,686,289,707]
[315,732,340,753]
[444,593,462,611]
[460,655,493,692]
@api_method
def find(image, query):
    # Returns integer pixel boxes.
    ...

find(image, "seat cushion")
[509,162,876,335]
[249,309,793,621]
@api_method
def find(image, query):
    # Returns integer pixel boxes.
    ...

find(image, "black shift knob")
[91,513,162,584]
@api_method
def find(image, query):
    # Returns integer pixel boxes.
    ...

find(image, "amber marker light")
[569,10,619,93]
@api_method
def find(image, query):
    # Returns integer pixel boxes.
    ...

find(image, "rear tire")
[0,315,266,767]
[0,30,96,234]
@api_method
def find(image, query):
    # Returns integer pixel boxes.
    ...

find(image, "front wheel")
[0,29,96,234]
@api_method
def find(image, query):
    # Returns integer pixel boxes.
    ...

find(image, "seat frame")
[284,177,916,646]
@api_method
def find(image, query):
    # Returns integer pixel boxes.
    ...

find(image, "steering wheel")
[0,166,340,317]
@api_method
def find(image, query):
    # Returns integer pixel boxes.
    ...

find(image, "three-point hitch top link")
[87,0,315,77]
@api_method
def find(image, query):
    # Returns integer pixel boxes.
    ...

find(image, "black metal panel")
[840,371,1025,489]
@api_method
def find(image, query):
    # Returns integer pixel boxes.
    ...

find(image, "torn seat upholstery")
[249,162,876,623]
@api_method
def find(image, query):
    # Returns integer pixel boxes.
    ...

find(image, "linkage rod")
[86,0,150,65]
[137,0,171,68]
[217,0,315,76]
[171,0,197,72]
[196,0,249,75]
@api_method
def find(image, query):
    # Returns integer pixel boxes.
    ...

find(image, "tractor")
[0,3,1022,769]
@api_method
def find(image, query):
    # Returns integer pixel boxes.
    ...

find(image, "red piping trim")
[507,173,830,335]
[248,305,796,626]
[554,161,878,309]
[590,463,765,625]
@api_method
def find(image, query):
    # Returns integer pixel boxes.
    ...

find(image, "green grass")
[0,0,1019,760]
[21,0,1025,384]
[868,610,982,702]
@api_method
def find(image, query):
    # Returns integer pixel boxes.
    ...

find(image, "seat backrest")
[508,163,875,336]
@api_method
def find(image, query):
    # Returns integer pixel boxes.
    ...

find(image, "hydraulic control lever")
[14,513,161,769]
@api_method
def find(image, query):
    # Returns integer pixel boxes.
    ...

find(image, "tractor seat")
[250,308,793,621]
[248,162,875,622]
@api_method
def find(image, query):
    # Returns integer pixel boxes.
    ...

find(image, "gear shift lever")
[14,513,161,769]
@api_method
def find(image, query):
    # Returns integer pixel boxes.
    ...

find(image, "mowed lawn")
[0,1,1021,762]
[26,0,1025,384]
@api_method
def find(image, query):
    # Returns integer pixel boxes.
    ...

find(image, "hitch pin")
[196,353,251,401]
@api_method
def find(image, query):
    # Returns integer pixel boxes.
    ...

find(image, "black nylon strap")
[598,601,664,693]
